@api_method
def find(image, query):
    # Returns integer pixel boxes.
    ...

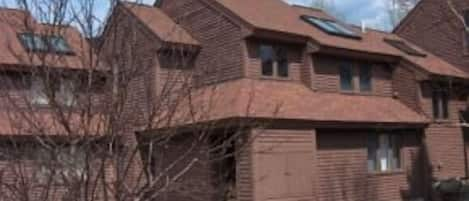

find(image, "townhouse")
[99,0,469,201]
[0,0,468,201]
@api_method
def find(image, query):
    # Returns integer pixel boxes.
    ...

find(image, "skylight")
[18,33,73,54]
[300,15,361,39]
[19,33,48,52]
[384,39,426,57]
[48,36,72,53]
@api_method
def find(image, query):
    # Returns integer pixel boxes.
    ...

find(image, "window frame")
[259,44,289,79]
[367,134,402,173]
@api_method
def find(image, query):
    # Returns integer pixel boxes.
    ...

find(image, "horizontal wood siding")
[425,124,466,178]
[251,129,316,201]
[317,131,423,201]
[246,41,303,83]
[161,0,244,84]
[312,56,393,96]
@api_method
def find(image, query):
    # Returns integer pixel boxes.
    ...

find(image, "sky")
[0,0,396,31]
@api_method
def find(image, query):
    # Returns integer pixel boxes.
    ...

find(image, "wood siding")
[251,129,316,201]
[160,0,245,84]
[312,55,393,96]
[395,0,469,72]
[246,40,304,83]
[317,130,424,201]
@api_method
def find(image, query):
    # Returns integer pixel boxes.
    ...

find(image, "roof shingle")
[160,79,429,127]
[213,0,469,79]
[122,2,199,46]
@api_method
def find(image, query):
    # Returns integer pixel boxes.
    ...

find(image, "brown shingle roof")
[376,31,469,79]
[121,2,199,46]
[161,79,429,127]
[0,8,99,70]
[215,0,401,56]
[0,110,104,136]
[213,0,469,79]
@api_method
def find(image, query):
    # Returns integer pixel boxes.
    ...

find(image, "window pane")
[432,91,441,119]
[359,65,372,92]
[260,45,274,76]
[58,79,75,106]
[306,17,339,33]
[48,36,72,53]
[327,21,358,37]
[340,64,353,91]
[378,134,390,171]
[276,48,288,77]
[19,33,47,52]
[442,91,449,119]
[391,135,401,169]
[31,77,49,105]
[367,134,378,172]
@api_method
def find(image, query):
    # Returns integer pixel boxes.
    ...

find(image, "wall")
[425,124,466,178]
[250,129,316,201]
[312,55,393,97]
[392,64,421,113]
[317,130,424,201]
[160,0,245,85]
[245,40,304,82]
[395,0,469,72]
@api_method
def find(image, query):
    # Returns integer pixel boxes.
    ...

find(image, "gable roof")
[121,2,199,46]
[0,8,99,70]
[158,79,429,127]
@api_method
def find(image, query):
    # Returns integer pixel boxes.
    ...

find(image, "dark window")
[158,50,195,69]
[339,64,353,91]
[0,71,31,90]
[260,45,274,76]
[368,134,401,172]
[301,15,361,39]
[276,47,288,77]
[19,33,48,52]
[384,39,427,57]
[359,65,372,92]
[259,45,289,78]
[432,88,449,120]
[48,36,72,53]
